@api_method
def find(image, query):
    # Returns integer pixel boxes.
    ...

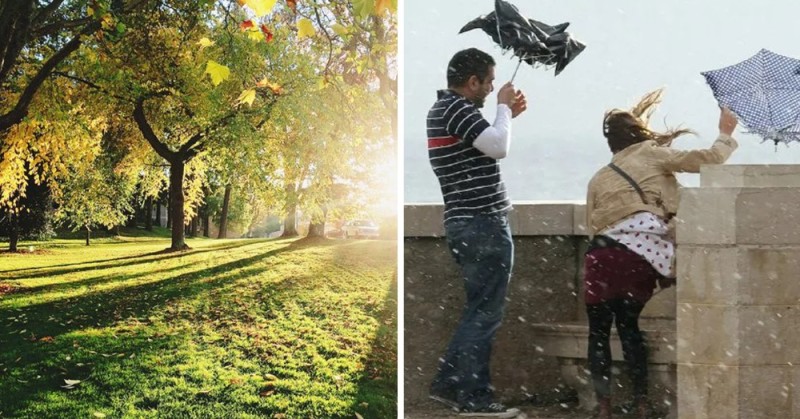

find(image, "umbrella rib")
[495,2,503,49]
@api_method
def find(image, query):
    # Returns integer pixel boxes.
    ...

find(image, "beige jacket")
[586,134,738,237]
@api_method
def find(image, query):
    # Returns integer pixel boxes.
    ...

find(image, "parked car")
[342,220,379,239]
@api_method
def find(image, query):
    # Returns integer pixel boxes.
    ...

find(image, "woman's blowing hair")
[603,89,695,153]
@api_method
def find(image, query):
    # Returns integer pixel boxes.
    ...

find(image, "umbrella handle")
[510,57,523,82]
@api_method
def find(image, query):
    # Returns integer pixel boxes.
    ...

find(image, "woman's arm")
[659,107,739,173]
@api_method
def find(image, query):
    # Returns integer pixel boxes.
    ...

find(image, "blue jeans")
[431,214,514,408]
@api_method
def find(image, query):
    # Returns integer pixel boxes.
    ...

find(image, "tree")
[0,173,53,252]
[54,154,133,246]
[68,1,291,250]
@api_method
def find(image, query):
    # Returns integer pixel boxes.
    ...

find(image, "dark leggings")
[587,298,648,401]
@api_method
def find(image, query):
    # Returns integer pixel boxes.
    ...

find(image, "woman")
[584,89,738,418]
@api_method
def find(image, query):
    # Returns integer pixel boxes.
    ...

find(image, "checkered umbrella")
[702,49,800,145]
[459,0,586,78]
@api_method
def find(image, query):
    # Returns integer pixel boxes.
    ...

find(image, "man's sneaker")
[428,392,460,411]
[458,403,520,418]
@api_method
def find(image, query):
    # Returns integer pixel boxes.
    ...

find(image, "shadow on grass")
[0,239,267,280]
[0,242,293,343]
[0,242,297,416]
[6,262,196,301]
[0,239,398,418]
[352,273,398,418]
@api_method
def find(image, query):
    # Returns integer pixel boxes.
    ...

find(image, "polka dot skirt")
[599,211,675,278]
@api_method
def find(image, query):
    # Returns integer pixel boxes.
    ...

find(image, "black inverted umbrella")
[459,0,586,78]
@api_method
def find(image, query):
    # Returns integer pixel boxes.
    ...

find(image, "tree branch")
[33,16,93,38]
[0,20,100,131]
[178,110,242,158]
[133,97,177,163]
[32,0,66,23]
[53,71,134,103]
[311,2,335,77]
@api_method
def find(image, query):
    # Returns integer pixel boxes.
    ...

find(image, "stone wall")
[404,203,679,408]
[676,165,800,418]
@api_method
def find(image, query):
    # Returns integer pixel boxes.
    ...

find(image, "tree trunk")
[166,190,171,229]
[217,183,231,239]
[169,161,188,251]
[282,202,298,237]
[127,205,138,227]
[8,217,19,252]
[85,225,91,246]
[307,207,327,238]
[145,196,153,231]
[307,221,325,237]
[155,197,162,227]
[190,216,198,237]
[201,186,210,238]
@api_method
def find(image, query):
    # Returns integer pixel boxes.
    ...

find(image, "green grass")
[0,233,397,418]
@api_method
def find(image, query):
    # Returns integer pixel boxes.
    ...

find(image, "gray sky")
[403,0,800,203]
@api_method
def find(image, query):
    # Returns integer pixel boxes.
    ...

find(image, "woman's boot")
[635,398,649,419]
[595,396,612,419]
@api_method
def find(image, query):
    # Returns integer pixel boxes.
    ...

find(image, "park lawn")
[0,233,397,418]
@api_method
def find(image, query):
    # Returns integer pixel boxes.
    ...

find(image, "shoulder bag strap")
[607,162,649,205]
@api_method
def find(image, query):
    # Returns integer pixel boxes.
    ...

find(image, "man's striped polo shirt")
[427,89,511,223]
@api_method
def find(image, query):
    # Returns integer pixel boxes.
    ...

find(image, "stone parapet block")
[675,187,739,245]
[677,303,739,364]
[677,187,800,246]
[701,164,800,188]
[678,364,800,419]
[677,363,739,419]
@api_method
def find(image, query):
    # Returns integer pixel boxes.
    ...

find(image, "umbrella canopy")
[459,0,586,77]
[702,49,800,145]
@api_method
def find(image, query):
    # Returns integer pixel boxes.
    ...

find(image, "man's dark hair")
[447,48,495,88]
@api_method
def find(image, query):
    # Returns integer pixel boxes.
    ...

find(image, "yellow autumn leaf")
[246,28,264,42]
[100,14,114,30]
[256,77,283,94]
[196,37,214,48]
[297,18,315,38]
[235,89,257,106]
[205,60,230,86]
[243,0,277,17]
[374,0,391,15]
[331,23,348,37]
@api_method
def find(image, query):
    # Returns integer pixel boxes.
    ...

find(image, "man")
[427,48,527,417]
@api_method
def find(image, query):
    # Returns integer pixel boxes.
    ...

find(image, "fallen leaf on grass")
[62,379,81,389]
[93,413,106,418]
[355,414,364,419]
[39,336,55,343]
[259,390,274,397]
